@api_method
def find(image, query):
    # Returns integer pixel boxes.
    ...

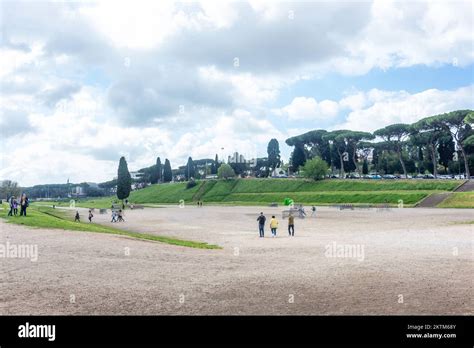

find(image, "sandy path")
[1,206,473,315]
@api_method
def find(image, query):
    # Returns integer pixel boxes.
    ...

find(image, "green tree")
[212,154,219,174]
[150,157,162,184]
[155,157,162,183]
[435,110,473,178]
[438,133,455,173]
[291,145,306,172]
[185,157,195,180]
[163,159,172,182]
[301,157,328,181]
[412,116,449,178]
[116,156,131,204]
[0,180,21,200]
[267,138,281,174]
[343,131,374,175]
[286,130,331,165]
[323,130,350,177]
[374,124,411,178]
[217,163,236,179]
[362,159,369,175]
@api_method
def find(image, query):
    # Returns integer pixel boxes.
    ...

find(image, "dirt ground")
[1,205,472,315]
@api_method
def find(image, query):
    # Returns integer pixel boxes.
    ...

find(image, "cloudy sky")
[1,0,473,186]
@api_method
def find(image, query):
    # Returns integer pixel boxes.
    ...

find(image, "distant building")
[227,151,256,167]
[129,171,142,180]
[71,185,86,197]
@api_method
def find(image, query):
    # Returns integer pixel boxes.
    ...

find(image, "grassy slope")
[31,179,464,208]
[437,192,474,208]
[2,205,220,249]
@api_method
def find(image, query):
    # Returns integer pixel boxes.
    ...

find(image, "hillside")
[34,179,467,208]
[69,179,463,208]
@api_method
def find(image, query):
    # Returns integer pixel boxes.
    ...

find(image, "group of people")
[73,208,125,223]
[7,194,29,217]
[256,212,295,238]
[256,206,316,238]
[197,201,204,207]
[74,209,94,223]
[111,209,125,223]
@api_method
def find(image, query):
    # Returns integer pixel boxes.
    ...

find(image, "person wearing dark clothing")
[288,214,295,236]
[88,210,93,223]
[257,212,266,238]
[19,194,29,216]
[7,196,14,216]
[74,211,80,222]
[118,210,125,222]
[13,199,18,215]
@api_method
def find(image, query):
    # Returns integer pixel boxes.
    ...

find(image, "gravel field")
[1,205,472,315]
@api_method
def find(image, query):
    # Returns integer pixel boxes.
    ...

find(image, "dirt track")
[1,205,473,315]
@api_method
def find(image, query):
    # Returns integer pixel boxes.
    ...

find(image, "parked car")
[368,174,382,179]
[382,174,396,179]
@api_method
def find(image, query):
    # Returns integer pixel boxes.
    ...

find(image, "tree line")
[286,110,474,179]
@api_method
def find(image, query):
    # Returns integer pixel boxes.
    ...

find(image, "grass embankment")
[49,179,462,208]
[2,205,220,249]
[30,179,464,208]
[437,192,474,208]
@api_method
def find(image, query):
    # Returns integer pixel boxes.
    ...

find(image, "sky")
[0,0,473,186]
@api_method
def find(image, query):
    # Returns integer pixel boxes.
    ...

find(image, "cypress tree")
[185,157,195,180]
[156,157,162,183]
[163,159,172,182]
[291,145,306,172]
[117,156,131,204]
[212,154,219,174]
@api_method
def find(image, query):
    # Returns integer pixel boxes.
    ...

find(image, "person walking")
[88,209,93,223]
[111,210,117,223]
[19,193,29,216]
[13,198,18,215]
[118,209,125,222]
[74,211,80,222]
[288,213,295,236]
[311,206,316,217]
[7,196,14,216]
[270,215,279,238]
[256,212,266,238]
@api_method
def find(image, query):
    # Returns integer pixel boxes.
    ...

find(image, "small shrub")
[186,180,197,189]
[301,157,329,181]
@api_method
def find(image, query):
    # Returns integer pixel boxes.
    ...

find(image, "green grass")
[219,191,428,205]
[30,178,466,208]
[437,192,474,208]
[2,205,220,249]
[128,179,460,206]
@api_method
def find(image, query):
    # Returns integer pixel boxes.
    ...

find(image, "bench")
[339,204,354,210]
[375,203,391,211]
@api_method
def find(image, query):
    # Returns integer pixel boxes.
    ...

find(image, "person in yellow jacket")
[270,215,279,237]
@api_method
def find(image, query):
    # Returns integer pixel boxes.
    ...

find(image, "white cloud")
[275,97,339,120]
[1,0,473,185]
[336,85,474,132]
